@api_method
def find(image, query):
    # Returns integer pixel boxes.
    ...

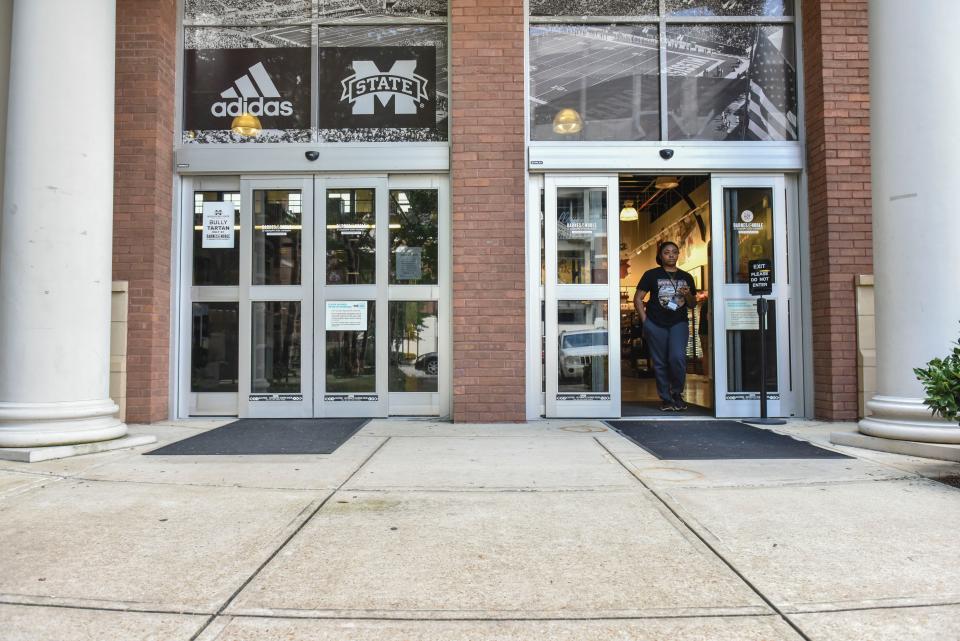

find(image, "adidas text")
[211,98,293,118]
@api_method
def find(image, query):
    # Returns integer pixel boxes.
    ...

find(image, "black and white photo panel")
[666,24,797,141]
[185,0,312,24]
[183,28,312,144]
[665,0,794,17]
[530,0,658,17]
[319,0,448,22]
[317,26,448,142]
[530,25,660,141]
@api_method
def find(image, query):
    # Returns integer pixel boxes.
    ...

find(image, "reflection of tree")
[390,302,432,367]
[327,190,376,284]
[390,190,438,284]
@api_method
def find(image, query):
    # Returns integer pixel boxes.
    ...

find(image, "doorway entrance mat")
[605,420,852,460]
[621,401,712,418]
[145,418,370,456]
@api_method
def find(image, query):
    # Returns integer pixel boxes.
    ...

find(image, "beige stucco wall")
[856,274,876,418]
[111,282,129,422]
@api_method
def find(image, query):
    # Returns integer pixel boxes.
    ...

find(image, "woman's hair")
[655,241,679,266]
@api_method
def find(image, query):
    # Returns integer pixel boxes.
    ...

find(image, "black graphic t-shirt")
[638,267,697,328]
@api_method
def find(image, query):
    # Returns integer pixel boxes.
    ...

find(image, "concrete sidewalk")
[1,419,959,640]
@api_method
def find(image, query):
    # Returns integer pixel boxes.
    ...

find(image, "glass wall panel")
[253,190,303,286]
[530,0,658,17]
[726,303,777,392]
[389,301,439,392]
[530,25,660,141]
[326,302,376,392]
[558,301,609,393]
[191,303,239,392]
[319,0,448,22]
[182,28,312,144]
[389,189,438,284]
[327,189,376,285]
[193,191,241,286]
[557,187,608,285]
[666,25,797,141]
[666,0,794,17]
[251,301,301,393]
[317,25,448,142]
[724,187,774,284]
[185,0,311,24]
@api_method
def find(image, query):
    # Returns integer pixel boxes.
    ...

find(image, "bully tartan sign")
[319,46,436,129]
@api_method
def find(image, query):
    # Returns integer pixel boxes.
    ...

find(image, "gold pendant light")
[552,108,583,135]
[619,200,639,222]
[231,112,262,137]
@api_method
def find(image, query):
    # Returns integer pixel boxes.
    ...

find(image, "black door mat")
[145,418,370,456]
[605,420,852,460]
[621,401,712,418]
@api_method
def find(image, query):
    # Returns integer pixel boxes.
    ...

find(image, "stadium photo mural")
[529,0,798,142]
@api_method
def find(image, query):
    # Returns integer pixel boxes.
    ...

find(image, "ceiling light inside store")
[552,108,583,135]
[231,112,262,137]
[655,176,679,190]
[619,200,639,222]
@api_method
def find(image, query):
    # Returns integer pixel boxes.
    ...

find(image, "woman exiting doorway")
[618,174,713,416]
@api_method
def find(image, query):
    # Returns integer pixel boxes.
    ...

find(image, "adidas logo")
[211,62,294,118]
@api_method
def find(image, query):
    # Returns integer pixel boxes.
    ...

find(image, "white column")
[0,0,126,448]
[859,0,960,443]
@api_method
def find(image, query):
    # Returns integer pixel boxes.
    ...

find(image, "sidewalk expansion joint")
[188,436,393,641]
[222,611,783,623]
[0,599,212,617]
[594,436,815,641]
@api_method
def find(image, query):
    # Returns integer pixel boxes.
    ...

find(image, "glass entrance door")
[315,176,388,417]
[180,174,447,419]
[710,175,802,418]
[544,175,621,418]
[238,178,315,418]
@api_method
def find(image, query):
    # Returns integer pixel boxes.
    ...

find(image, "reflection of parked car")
[559,329,608,380]
[414,352,438,376]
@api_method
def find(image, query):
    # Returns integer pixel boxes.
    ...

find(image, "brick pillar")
[449,0,526,422]
[802,0,873,421]
[113,0,178,423]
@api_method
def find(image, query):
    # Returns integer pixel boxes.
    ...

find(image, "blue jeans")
[643,320,689,403]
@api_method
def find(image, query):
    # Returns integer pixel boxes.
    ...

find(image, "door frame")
[710,173,803,418]
[543,174,621,418]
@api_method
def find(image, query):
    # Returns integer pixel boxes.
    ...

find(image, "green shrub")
[913,326,960,424]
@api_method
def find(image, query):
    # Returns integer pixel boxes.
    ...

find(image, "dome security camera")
[659,148,674,160]
[305,150,320,161]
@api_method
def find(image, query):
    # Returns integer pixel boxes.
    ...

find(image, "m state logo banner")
[183,48,311,132]
[319,46,436,129]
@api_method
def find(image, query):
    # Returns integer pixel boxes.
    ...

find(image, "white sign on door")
[326,301,367,331]
[724,299,760,331]
[202,202,235,248]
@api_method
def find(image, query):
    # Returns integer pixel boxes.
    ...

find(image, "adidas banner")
[319,47,436,130]
[183,48,311,132]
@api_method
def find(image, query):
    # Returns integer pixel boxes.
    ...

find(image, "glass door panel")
[385,175,447,417]
[316,176,389,418]
[545,175,620,418]
[711,175,799,418]
[239,178,314,418]
[181,178,242,416]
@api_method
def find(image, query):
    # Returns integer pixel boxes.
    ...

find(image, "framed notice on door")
[325,301,367,331]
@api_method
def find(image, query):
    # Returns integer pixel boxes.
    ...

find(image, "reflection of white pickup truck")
[559,329,608,380]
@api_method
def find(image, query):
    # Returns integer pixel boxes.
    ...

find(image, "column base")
[0,399,128,448]
[859,395,960,444]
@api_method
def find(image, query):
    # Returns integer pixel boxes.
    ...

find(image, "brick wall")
[802,0,873,421]
[449,0,526,422]
[113,0,178,423]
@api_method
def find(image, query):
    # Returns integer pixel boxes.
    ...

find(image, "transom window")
[529,0,798,142]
